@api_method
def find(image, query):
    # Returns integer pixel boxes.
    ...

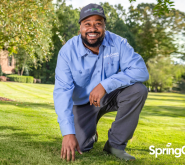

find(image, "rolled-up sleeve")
[53,50,75,136]
[100,39,149,94]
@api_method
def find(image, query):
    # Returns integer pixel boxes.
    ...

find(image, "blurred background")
[0,0,185,93]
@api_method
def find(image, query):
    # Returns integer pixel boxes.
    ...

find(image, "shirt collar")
[78,31,114,57]
[102,31,114,47]
[78,35,88,57]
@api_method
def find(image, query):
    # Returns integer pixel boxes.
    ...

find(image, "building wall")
[0,50,15,74]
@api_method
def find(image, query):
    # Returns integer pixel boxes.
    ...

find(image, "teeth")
[88,34,97,37]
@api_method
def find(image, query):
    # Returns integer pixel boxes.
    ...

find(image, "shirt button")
[98,70,100,73]
[79,70,82,74]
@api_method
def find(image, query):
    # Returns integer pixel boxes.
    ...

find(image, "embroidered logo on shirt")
[104,52,119,59]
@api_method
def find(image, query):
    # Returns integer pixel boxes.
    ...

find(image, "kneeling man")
[53,3,149,162]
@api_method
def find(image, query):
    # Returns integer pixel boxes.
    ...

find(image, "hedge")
[7,75,34,83]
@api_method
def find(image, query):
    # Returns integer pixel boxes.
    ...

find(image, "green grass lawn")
[0,82,185,165]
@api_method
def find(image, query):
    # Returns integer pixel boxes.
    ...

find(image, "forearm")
[100,67,149,94]
[53,75,75,136]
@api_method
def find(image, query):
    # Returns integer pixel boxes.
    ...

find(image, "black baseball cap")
[79,3,106,24]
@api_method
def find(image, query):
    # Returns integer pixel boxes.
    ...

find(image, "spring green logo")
[84,8,101,13]
[91,8,100,12]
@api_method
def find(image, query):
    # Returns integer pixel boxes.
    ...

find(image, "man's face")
[80,15,105,47]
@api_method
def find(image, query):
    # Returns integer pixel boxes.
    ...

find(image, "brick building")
[0,50,15,74]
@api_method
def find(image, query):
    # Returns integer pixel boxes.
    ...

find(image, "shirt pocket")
[72,68,92,87]
[104,58,120,78]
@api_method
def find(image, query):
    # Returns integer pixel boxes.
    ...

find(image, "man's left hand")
[89,83,106,107]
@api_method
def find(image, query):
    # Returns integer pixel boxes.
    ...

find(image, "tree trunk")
[155,85,158,92]
[20,57,27,76]
[21,66,24,76]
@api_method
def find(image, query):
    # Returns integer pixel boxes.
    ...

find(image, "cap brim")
[79,13,106,24]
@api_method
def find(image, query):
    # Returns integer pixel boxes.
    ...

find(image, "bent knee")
[133,82,148,98]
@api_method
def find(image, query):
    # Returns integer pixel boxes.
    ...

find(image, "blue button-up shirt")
[53,31,149,136]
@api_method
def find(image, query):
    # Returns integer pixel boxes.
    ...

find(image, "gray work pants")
[73,82,148,152]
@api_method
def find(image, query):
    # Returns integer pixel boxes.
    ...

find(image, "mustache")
[86,31,100,35]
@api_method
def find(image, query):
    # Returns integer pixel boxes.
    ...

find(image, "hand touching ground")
[61,134,82,161]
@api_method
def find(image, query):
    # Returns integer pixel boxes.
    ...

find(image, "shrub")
[7,75,34,83]
[26,76,34,83]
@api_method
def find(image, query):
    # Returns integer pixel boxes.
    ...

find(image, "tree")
[0,0,56,75]
[147,55,184,92]
[129,0,175,17]
[29,1,80,83]
[125,3,184,62]
[100,2,136,48]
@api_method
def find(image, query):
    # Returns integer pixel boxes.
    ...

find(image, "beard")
[81,31,105,47]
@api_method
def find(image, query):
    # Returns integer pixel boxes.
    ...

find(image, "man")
[53,3,149,162]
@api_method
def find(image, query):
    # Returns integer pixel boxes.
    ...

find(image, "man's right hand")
[61,134,82,161]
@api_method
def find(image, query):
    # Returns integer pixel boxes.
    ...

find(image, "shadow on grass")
[102,105,185,119]
[2,100,184,121]
[0,100,54,110]
[141,106,185,118]
[147,98,185,102]
[148,93,185,99]
[0,126,23,131]
[103,106,185,120]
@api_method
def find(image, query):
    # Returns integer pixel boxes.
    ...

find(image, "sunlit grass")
[0,82,185,165]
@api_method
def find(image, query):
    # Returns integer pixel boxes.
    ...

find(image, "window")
[8,56,12,66]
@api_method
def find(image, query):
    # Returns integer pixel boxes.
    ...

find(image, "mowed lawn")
[0,82,185,165]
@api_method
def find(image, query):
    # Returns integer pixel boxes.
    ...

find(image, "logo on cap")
[84,8,102,13]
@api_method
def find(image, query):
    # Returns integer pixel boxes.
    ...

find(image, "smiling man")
[53,3,149,162]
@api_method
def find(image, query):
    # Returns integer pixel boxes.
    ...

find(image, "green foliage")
[7,75,34,83]
[100,3,180,62]
[147,56,185,92]
[178,79,185,93]
[26,76,34,83]
[30,2,80,84]
[0,0,56,68]
[126,3,180,62]
[13,47,32,76]
[129,0,175,17]
[100,3,136,49]
[153,0,175,16]
[0,65,2,76]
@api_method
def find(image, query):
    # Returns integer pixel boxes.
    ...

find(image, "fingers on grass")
[63,149,66,160]
[71,149,75,161]
[77,145,82,154]
[67,148,71,161]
